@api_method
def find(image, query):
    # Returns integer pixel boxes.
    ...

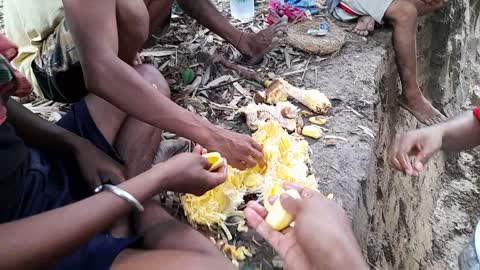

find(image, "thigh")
[411,0,447,15]
[112,249,235,270]
[143,0,175,35]
[80,64,169,146]
[136,200,220,256]
[84,94,126,146]
[115,0,150,63]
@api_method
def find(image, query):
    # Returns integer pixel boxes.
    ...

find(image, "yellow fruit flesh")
[302,125,323,139]
[309,116,329,126]
[183,121,318,228]
[265,189,301,231]
[202,152,224,171]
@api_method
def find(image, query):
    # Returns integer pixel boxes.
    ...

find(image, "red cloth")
[0,34,32,98]
[473,106,480,121]
[337,2,361,16]
[267,0,307,25]
[0,34,33,125]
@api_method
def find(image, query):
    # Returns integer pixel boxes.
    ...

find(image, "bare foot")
[353,16,375,36]
[237,16,288,65]
[153,139,189,164]
[398,91,447,126]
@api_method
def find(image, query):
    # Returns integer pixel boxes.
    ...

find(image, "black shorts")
[32,60,87,103]
[13,100,140,270]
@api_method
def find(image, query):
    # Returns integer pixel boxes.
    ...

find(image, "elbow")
[81,53,116,94]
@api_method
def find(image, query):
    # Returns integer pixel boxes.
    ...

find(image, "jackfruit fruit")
[309,116,329,126]
[182,120,317,232]
[265,189,302,231]
[203,152,224,171]
[265,78,331,114]
[302,125,323,139]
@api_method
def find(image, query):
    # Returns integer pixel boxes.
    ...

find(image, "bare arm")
[388,110,480,175]
[438,111,480,151]
[61,0,264,170]
[62,0,217,145]
[0,151,226,269]
[6,98,86,153]
[0,166,166,269]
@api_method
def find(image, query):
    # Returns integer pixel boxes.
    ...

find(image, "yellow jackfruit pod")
[244,174,263,189]
[263,79,289,104]
[223,244,252,261]
[269,78,331,114]
[263,184,285,212]
[302,125,323,139]
[309,116,330,126]
[202,152,224,171]
[265,189,302,231]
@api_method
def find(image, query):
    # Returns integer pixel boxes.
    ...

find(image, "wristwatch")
[94,184,144,212]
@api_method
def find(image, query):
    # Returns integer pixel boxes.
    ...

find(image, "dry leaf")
[205,75,232,88]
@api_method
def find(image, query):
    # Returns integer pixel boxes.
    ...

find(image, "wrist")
[197,122,223,150]
[148,162,171,192]
[325,236,368,270]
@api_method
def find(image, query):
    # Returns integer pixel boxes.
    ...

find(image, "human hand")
[245,183,368,270]
[160,146,227,196]
[204,128,264,170]
[73,139,125,189]
[387,126,443,176]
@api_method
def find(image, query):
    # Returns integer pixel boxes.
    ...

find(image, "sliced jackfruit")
[182,120,317,231]
[309,116,330,126]
[202,152,224,171]
[265,189,302,231]
[302,125,323,139]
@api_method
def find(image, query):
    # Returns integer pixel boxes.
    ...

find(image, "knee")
[134,64,171,99]
[387,1,418,25]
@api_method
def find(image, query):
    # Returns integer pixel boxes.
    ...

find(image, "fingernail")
[414,161,423,171]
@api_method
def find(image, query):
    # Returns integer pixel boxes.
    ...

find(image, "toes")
[424,119,434,126]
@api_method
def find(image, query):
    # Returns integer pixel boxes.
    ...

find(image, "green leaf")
[182,68,195,85]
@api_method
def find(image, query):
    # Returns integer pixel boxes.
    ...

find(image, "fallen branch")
[197,52,262,83]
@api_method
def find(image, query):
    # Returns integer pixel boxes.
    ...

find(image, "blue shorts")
[15,100,140,270]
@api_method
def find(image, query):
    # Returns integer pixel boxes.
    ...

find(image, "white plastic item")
[230,0,254,22]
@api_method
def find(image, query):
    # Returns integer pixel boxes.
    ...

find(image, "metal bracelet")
[94,184,144,212]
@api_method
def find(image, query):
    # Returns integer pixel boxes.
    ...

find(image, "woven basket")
[287,19,346,55]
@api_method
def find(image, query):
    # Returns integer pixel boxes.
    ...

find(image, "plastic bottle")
[230,0,254,22]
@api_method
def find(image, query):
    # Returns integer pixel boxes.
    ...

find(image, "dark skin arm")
[387,111,480,175]
[6,98,125,188]
[7,98,88,154]
[62,0,263,170]
[0,153,227,270]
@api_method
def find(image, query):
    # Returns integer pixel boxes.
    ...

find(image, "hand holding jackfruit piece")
[203,152,225,172]
[265,189,302,231]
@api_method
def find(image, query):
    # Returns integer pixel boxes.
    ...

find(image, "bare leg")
[136,201,222,256]
[84,64,167,236]
[352,16,375,36]
[112,249,235,270]
[113,65,166,178]
[116,0,150,65]
[412,0,448,15]
[384,0,446,125]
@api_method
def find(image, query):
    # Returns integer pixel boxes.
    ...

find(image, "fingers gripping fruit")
[202,152,225,172]
[265,189,301,231]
